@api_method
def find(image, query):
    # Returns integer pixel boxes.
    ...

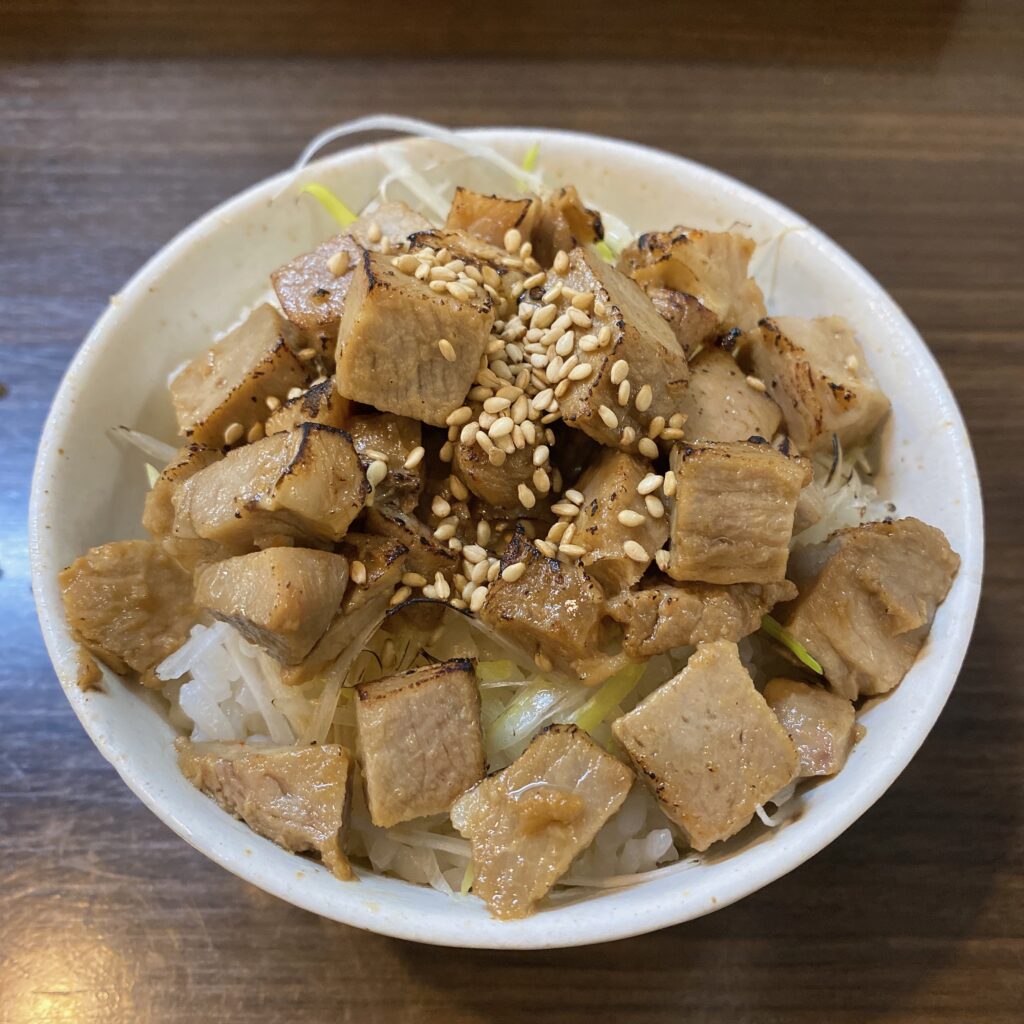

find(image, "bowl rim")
[29,126,984,948]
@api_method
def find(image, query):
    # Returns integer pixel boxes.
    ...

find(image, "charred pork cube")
[452,426,544,513]
[764,678,856,778]
[783,518,959,699]
[170,304,310,446]
[667,440,810,585]
[346,412,423,512]
[612,640,798,851]
[445,187,540,249]
[264,378,351,435]
[478,527,606,678]
[619,228,766,338]
[570,449,669,591]
[364,506,458,577]
[59,540,198,680]
[751,316,890,455]
[335,249,495,426]
[271,201,431,348]
[173,423,366,552]
[356,659,485,827]
[644,286,719,358]
[531,186,603,267]
[177,739,355,880]
[195,548,349,665]
[608,579,797,659]
[553,247,689,452]
[679,347,783,442]
[451,724,632,918]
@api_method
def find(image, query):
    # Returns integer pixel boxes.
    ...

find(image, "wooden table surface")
[2,3,1022,1021]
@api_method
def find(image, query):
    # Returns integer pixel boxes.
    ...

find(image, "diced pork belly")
[346,412,423,512]
[170,304,310,446]
[59,540,198,679]
[764,678,856,778]
[356,659,485,827]
[478,527,606,679]
[612,640,799,851]
[619,228,766,338]
[680,347,783,442]
[783,518,959,699]
[452,427,543,514]
[608,579,797,659]
[264,377,351,435]
[173,423,366,553]
[271,201,431,346]
[751,316,890,454]
[194,548,349,665]
[335,249,495,425]
[451,724,632,918]
[445,187,539,248]
[177,739,355,880]
[531,186,604,267]
[667,440,810,585]
[364,507,457,577]
[644,286,719,358]
[552,247,689,452]
[570,449,669,591]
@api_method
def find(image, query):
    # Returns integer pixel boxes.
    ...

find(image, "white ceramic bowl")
[30,128,984,948]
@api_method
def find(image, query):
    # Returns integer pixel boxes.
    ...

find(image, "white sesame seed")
[531,304,558,330]
[487,560,501,582]
[555,332,575,357]
[662,428,685,440]
[541,283,562,304]
[669,412,686,428]
[434,522,457,540]
[618,509,646,527]
[364,460,387,488]
[638,473,664,495]
[476,521,491,546]
[327,250,350,276]
[655,549,671,572]
[745,375,767,392]
[523,271,546,290]
[447,282,473,302]
[433,572,451,601]
[550,502,579,518]
[366,221,382,243]
[623,540,648,563]
[559,543,586,558]
[517,483,537,509]
[478,411,497,431]
[469,585,489,612]
[533,444,550,467]
[223,421,244,445]
[393,253,419,274]
[402,571,428,588]
[460,421,479,444]
[594,300,608,317]
[519,241,533,260]
[501,561,527,583]
[403,446,425,470]
[533,467,551,494]
[598,405,619,429]
[389,585,412,606]
[503,228,522,254]
[438,338,457,362]
[648,416,666,439]
[635,383,653,412]
[450,475,469,501]
[547,520,570,543]
[621,426,636,446]
[265,395,281,412]
[489,416,515,439]
[415,262,431,280]
[663,470,677,497]
[298,347,318,363]
[432,495,452,518]
[422,584,438,600]
[531,388,554,413]
[645,494,666,518]
[430,266,457,282]
[553,250,570,275]
[350,560,367,585]
[565,489,585,505]
[578,334,599,352]
[511,395,530,423]
[562,523,576,543]
[617,379,631,406]
[638,437,659,459]
[246,422,264,444]
[534,539,558,558]
[567,307,591,328]
[483,395,511,414]
[597,325,612,345]
[362,447,388,462]
[470,560,489,585]
[462,544,487,565]
[610,359,629,385]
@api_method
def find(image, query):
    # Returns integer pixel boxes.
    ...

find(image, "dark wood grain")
[1,4,1023,1021]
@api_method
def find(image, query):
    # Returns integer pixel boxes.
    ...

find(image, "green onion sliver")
[298,182,358,227]
[460,861,474,895]
[760,615,824,675]
[570,662,645,734]
[521,142,540,173]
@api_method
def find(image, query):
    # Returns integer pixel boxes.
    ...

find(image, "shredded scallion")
[570,662,645,734]
[144,463,160,488]
[595,239,616,262]
[521,141,540,173]
[460,861,474,895]
[299,182,358,227]
[760,615,824,675]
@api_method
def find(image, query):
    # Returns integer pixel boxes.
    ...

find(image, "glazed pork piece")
[751,316,890,454]
[170,303,311,447]
[194,548,349,665]
[177,739,355,880]
[530,185,604,266]
[451,724,633,918]
[445,187,539,249]
[612,640,799,851]
[679,347,783,442]
[346,412,424,512]
[452,426,542,513]
[335,248,495,425]
[764,678,856,778]
[479,527,607,680]
[608,578,797,659]
[570,449,669,591]
[619,228,767,338]
[263,377,351,435]
[364,506,458,577]
[59,540,198,681]
[550,247,690,453]
[644,286,719,357]
[783,517,960,699]
[667,439,810,585]
[356,659,485,828]
[172,423,367,552]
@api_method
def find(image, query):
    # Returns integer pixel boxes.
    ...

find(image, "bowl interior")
[30,128,983,948]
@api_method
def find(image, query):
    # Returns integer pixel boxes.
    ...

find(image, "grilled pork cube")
[479,528,606,679]
[59,540,198,679]
[668,440,810,585]
[445,187,539,249]
[271,201,431,346]
[177,739,355,880]
[346,412,423,512]
[531,186,603,267]
[752,317,890,454]
[680,347,783,442]
[335,249,495,426]
[173,423,366,553]
[764,678,856,778]
[356,659,485,827]
[264,378,351,435]
[608,579,797,659]
[619,228,766,338]
[364,506,457,577]
[784,518,959,699]
[645,286,719,358]
[554,248,689,452]
[170,304,310,446]
[451,724,632,918]
[613,641,798,851]
[571,449,669,591]
[452,428,541,513]
[195,548,349,665]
